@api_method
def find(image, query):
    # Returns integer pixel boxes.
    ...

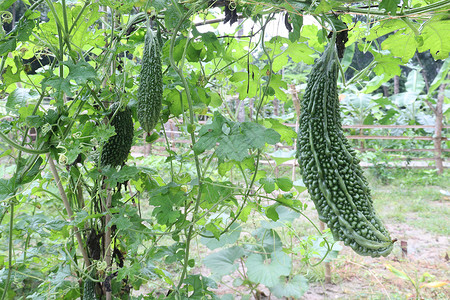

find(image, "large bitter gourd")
[100,103,134,167]
[297,37,394,257]
[137,28,163,133]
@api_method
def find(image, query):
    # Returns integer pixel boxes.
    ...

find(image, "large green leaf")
[246,251,292,287]
[148,182,186,226]
[418,20,450,60]
[201,222,242,250]
[405,69,425,94]
[203,246,245,278]
[270,275,309,298]
[5,88,39,113]
[428,56,450,95]
[381,28,417,62]
[0,178,15,201]
[63,61,98,85]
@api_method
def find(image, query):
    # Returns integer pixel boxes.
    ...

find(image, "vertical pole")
[319,221,331,284]
[434,80,446,175]
[273,97,279,177]
[291,85,300,181]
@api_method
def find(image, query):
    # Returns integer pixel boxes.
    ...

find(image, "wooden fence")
[139,122,449,174]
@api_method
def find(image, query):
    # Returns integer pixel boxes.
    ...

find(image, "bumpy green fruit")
[100,103,134,167]
[296,37,394,257]
[137,28,163,133]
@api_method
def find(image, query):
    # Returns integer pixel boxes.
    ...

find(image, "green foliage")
[194,111,280,161]
[0,0,448,298]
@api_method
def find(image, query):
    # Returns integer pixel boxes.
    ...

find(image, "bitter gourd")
[100,103,134,167]
[83,278,97,300]
[296,35,394,257]
[137,27,163,133]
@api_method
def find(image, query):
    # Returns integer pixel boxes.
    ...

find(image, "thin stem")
[104,186,112,300]
[160,118,175,181]
[0,199,14,300]
[0,131,50,154]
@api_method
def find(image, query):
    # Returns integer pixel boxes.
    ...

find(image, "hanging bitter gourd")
[100,103,134,167]
[83,277,97,300]
[296,35,394,257]
[137,27,163,133]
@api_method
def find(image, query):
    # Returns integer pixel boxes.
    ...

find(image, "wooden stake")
[434,78,447,175]
[48,155,90,267]
[319,221,331,284]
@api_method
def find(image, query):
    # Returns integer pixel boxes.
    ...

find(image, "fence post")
[290,84,300,181]
[434,79,447,175]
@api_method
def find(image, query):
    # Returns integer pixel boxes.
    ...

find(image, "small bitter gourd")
[83,278,97,300]
[137,27,163,133]
[100,103,134,167]
[297,35,394,257]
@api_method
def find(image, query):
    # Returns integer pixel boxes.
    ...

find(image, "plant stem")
[0,131,50,154]
[47,155,90,267]
[0,199,14,300]
[104,186,112,300]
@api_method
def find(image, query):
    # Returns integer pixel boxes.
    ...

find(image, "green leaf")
[262,206,300,229]
[314,0,332,13]
[428,57,450,95]
[63,61,98,85]
[246,251,292,287]
[268,150,296,166]
[264,118,297,146]
[1,65,22,88]
[381,29,416,62]
[365,19,406,42]
[253,227,283,251]
[288,14,303,43]
[275,177,293,192]
[0,38,16,56]
[379,0,400,15]
[201,222,242,250]
[341,43,355,73]
[405,69,425,94]
[165,2,188,31]
[373,54,402,77]
[6,88,39,113]
[260,177,276,193]
[0,178,15,201]
[418,20,450,60]
[149,182,186,226]
[203,246,244,279]
[385,264,411,281]
[41,76,74,97]
[0,0,16,10]
[270,275,309,298]
[103,165,140,186]
[266,204,280,222]
[363,74,390,93]
[309,237,342,262]
[285,41,315,65]
[293,179,307,193]
[19,157,43,185]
